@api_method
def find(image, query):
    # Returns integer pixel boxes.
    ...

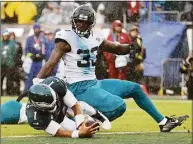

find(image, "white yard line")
[2,135,49,138]
[98,131,191,134]
[2,131,191,138]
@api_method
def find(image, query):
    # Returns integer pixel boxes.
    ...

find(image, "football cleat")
[160,115,189,132]
[92,109,111,130]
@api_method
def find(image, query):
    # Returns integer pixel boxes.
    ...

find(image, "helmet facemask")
[71,5,96,37]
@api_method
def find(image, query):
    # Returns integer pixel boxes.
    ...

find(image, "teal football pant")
[68,79,164,122]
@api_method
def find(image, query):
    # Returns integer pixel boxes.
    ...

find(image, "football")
[85,120,100,131]
[85,120,95,127]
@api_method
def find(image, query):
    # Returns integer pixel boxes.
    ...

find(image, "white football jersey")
[55,29,105,84]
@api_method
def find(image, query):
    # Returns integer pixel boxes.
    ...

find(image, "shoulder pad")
[92,29,105,46]
[55,29,71,40]
[42,76,67,98]
[55,29,72,45]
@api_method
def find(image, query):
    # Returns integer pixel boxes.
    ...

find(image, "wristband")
[71,130,79,138]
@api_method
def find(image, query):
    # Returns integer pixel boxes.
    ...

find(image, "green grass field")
[1,96,192,144]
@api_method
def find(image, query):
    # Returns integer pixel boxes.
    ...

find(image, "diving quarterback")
[35,4,189,132]
[1,76,111,138]
[26,76,110,138]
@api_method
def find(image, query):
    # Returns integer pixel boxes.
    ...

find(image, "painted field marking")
[2,131,191,138]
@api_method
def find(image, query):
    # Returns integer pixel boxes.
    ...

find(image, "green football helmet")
[28,84,58,112]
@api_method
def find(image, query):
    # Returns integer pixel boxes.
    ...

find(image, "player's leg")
[98,79,164,123]
[77,88,126,122]
[68,81,126,121]
[1,100,22,124]
[98,79,189,132]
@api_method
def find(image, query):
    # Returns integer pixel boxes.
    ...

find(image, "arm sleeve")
[63,89,77,108]
[45,120,62,136]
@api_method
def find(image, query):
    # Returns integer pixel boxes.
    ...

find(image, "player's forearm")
[72,103,85,128]
[101,40,132,55]
[55,128,74,137]
[37,46,66,78]
[45,120,83,138]
[37,63,54,78]
[55,127,93,138]
[72,103,82,116]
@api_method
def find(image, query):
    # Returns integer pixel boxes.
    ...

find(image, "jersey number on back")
[77,46,98,67]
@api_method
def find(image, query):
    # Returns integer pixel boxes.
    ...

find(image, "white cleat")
[101,119,112,130]
[92,109,111,130]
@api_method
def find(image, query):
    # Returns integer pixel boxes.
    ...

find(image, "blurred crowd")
[1,1,193,97]
[1,29,23,95]
[1,1,193,25]
[1,24,61,96]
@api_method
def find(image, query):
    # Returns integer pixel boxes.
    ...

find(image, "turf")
[1,133,192,144]
[1,96,192,144]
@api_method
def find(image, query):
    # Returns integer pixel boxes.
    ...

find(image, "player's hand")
[78,118,100,138]
[32,78,44,85]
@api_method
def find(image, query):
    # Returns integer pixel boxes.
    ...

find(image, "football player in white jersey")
[35,4,188,132]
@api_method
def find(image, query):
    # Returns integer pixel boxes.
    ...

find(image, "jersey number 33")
[76,46,98,67]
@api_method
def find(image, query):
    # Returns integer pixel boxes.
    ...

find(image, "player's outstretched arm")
[55,119,99,138]
[100,40,140,55]
[63,89,85,128]
[37,40,71,79]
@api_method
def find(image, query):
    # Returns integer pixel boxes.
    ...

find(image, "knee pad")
[104,103,126,121]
